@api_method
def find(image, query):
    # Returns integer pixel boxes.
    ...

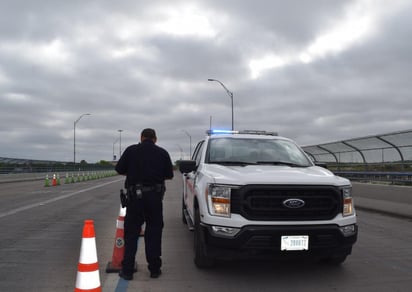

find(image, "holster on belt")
[127,184,143,201]
[120,189,128,208]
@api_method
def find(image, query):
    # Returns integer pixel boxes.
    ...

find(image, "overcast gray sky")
[1,0,411,163]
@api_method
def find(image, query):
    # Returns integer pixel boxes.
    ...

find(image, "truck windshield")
[207,137,312,167]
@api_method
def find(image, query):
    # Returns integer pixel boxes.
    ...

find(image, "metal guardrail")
[0,165,114,175]
[0,156,115,175]
[302,129,412,171]
[0,170,118,184]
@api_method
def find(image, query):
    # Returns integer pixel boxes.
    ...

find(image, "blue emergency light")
[206,129,238,135]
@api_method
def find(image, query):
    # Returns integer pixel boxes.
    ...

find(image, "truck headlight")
[342,187,354,217]
[206,184,231,217]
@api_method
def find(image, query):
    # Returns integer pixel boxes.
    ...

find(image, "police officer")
[115,128,174,280]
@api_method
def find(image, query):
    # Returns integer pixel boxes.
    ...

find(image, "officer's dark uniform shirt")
[115,139,174,186]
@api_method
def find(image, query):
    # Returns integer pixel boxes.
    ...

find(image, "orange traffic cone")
[106,205,137,273]
[52,174,57,186]
[106,205,126,273]
[75,220,101,292]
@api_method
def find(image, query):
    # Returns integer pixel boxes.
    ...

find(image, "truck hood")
[202,164,349,186]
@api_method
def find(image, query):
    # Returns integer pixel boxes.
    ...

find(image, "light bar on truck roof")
[206,129,239,135]
[240,130,278,136]
[206,129,278,136]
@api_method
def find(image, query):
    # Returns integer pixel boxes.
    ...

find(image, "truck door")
[184,141,204,220]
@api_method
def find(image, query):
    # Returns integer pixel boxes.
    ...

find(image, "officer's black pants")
[122,190,163,274]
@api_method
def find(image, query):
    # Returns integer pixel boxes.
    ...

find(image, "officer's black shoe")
[119,270,133,281]
[150,270,162,278]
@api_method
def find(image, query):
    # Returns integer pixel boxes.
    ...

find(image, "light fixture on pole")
[118,129,123,159]
[73,113,91,169]
[208,78,234,130]
[182,130,192,159]
[113,138,119,161]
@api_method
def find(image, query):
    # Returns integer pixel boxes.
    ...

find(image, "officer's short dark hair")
[141,128,157,139]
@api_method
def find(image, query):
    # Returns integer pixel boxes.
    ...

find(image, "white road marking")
[0,179,123,219]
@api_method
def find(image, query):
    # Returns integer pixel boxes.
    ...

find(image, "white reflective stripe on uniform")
[79,238,98,264]
[75,270,101,289]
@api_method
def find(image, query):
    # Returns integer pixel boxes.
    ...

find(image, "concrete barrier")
[352,182,412,219]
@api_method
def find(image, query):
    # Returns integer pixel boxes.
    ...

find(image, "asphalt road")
[0,174,411,291]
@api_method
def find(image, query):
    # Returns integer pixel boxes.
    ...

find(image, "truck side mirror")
[177,160,197,173]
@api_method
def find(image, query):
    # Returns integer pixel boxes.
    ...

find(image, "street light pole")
[208,78,234,131]
[118,129,123,159]
[73,113,91,169]
[113,138,119,161]
[176,144,183,160]
[182,130,192,159]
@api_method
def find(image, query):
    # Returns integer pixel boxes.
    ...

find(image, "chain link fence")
[302,129,412,185]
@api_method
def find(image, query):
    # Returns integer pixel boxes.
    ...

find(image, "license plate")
[281,235,309,251]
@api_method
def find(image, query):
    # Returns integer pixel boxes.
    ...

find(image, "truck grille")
[231,185,341,221]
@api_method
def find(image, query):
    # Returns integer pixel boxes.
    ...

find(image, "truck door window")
[192,141,205,167]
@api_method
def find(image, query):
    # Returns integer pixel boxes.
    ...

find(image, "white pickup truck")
[178,130,357,268]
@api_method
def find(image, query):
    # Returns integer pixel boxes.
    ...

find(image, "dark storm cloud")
[0,0,411,162]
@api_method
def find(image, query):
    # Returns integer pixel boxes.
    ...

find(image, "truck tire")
[193,208,215,268]
[182,196,187,225]
[321,255,347,265]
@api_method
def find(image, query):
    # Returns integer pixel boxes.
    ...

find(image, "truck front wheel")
[193,208,215,268]
[182,196,187,225]
[321,255,347,265]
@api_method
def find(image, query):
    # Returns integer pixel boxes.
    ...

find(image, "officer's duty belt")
[141,186,156,192]
[130,184,164,193]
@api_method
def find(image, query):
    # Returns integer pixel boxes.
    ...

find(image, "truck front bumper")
[201,223,358,260]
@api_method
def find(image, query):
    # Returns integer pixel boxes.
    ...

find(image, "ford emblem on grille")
[283,198,305,209]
